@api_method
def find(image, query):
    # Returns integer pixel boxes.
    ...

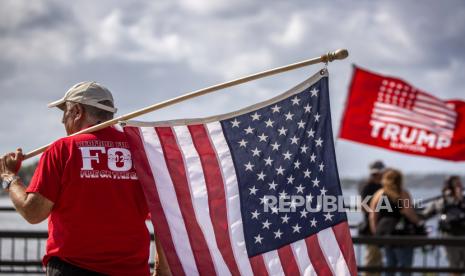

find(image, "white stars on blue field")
[220,77,346,256]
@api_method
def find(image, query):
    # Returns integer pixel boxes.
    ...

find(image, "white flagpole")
[24,49,349,159]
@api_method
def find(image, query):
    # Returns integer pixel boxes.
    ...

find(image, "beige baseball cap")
[48,81,117,113]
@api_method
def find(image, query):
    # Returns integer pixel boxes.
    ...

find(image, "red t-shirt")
[27,126,150,275]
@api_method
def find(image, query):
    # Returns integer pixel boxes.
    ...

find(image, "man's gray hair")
[82,100,115,121]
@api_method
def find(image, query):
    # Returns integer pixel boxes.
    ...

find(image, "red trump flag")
[340,66,465,161]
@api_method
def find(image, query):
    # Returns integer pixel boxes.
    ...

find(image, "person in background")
[359,160,385,275]
[422,176,465,276]
[369,168,423,276]
[0,82,170,275]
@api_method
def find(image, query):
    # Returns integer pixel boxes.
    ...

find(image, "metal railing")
[0,231,157,274]
[0,230,46,274]
[1,229,465,275]
[352,235,465,274]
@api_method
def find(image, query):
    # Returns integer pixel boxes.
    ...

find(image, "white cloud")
[81,9,125,59]
[177,0,249,15]
[422,59,465,98]
[0,30,75,65]
[271,14,305,47]
[83,9,190,62]
[189,48,275,80]
[0,0,47,29]
[0,1,76,65]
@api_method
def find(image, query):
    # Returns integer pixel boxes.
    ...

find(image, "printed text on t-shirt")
[77,141,138,180]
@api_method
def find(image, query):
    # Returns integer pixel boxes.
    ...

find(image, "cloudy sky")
[1,0,464,178]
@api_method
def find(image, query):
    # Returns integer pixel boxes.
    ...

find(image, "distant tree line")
[18,161,39,185]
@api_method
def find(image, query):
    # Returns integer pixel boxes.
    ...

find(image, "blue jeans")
[384,246,414,276]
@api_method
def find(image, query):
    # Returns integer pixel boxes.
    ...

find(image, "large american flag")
[124,70,356,275]
[372,79,457,137]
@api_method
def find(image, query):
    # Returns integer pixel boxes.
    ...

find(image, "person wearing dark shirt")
[422,176,465,275]
[359,160,385,276]
[369,169,423,276]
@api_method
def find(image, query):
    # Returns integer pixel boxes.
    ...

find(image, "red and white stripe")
[372,101,456,137]
[416,93,456,118]
[125,122,357,276]
[374,102,455,129]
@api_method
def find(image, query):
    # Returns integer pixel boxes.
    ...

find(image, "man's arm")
[420,198,442,220]
[1,149,53,224]
[9,179,53,224]
[399,190,421,225]
[154,236,171,276]
[369,190,382,234]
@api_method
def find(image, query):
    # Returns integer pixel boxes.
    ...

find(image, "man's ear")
[73,104,85,122]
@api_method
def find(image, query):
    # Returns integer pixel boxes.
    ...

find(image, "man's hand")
[0,148,23,177]
[154,238,171,276]
[1,148,53,224]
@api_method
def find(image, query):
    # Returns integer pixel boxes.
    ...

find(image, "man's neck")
[76,119,101,132]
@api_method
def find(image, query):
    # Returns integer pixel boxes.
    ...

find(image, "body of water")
[0,186,444,231]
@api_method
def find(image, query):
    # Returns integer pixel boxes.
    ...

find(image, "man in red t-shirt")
[0,82,169,275]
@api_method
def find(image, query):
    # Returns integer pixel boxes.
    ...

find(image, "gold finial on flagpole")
[321,49,349,63]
